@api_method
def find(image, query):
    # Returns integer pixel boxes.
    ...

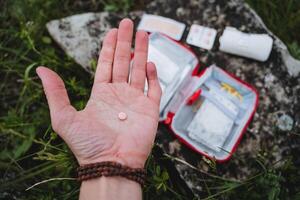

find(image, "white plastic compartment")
[170,65,258,161]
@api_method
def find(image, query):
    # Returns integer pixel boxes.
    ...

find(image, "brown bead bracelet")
[77,161,146,186]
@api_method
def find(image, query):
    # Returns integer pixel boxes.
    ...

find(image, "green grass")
[0,0,300,199]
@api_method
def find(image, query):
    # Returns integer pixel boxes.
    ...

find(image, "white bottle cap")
[219,27,273,62]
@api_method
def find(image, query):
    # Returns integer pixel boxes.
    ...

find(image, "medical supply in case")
[187,100,234,151]
[132,33,258,162]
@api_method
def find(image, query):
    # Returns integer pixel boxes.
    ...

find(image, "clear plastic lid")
[147,33,198,119]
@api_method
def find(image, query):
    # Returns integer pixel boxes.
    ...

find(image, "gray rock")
[46,11,143,73]
[47,12,108,73]
[46,0,300,198]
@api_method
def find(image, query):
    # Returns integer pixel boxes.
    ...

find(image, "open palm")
[37,19,161,168]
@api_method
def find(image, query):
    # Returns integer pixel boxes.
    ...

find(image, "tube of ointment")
[219,27,273,62]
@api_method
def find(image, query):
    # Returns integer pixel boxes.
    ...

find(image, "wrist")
[78,151,148,169]
[80,176,142,200]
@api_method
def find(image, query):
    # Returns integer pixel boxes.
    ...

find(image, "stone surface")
[47,0,300,198]
[46,11,143,73]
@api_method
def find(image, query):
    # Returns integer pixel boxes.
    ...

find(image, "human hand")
[37,19,162,168]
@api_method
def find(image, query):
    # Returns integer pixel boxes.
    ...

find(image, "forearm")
[79,176,142,200]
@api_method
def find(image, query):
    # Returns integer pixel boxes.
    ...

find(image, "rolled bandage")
[219,27,273,62]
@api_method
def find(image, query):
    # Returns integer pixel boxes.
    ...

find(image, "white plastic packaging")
[219,27,273,62]
[187,100,234,152]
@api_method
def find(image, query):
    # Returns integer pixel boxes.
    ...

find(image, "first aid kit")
[139,33,259,162]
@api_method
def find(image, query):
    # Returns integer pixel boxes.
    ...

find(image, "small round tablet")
[118,112,127,121]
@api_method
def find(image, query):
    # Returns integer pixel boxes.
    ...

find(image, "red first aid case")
[135,33,259,162]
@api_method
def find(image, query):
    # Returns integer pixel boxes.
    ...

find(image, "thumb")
[36,66,76,133]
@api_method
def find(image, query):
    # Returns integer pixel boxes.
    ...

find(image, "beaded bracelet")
[77,161,146,186]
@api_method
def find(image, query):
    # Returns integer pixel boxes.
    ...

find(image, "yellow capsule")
[221,82,243,101]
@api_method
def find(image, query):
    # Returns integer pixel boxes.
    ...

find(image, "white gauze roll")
[219,27,273,62]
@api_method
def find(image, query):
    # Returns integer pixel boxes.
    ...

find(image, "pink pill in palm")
[118,112,127,121]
